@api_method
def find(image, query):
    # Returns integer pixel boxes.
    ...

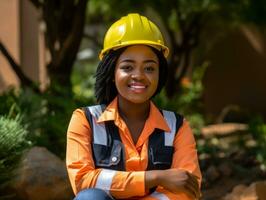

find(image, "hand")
[158,168,201,199]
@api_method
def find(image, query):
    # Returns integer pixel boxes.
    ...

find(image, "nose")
[131,69,144,80]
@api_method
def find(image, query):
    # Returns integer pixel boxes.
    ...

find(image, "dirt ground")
[201,166,266,200]
[198,124,266,200]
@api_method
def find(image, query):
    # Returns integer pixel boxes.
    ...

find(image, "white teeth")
[130,85,146,89]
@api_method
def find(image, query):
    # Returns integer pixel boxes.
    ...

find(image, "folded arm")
[66,109,146,198]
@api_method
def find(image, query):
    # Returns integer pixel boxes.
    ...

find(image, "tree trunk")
[165,49,181,97]
[163,12,202,98]
[47,0,88,95]
[30,0,89,96]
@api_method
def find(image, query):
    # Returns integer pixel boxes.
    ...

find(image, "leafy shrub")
[0,87,95,159]
[72,61,97,102]
[0,89,48,151]
[0,115,31,189]
[249,116,266,168]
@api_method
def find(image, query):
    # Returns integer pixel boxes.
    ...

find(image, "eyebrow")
[118,59,158,64]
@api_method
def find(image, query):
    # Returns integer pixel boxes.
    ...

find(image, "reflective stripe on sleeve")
[162,110,177,146]
[95,169,116,192]
[150,191,170,200]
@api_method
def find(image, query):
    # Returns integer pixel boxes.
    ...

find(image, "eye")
[145,66,155,72]
[120,65,133,71]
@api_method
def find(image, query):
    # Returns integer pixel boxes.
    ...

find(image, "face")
[114,45,159,104]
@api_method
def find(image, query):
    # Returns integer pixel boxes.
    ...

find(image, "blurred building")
[0,0,47,92]
[202,25,266,121]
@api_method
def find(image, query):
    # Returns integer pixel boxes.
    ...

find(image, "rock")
[223,181,266,200]
[255,181,266,200]
[12,146,74,200]
[223,185,248,200]
[205,165,220,182]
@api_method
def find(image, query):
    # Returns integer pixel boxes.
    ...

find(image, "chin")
[124,96,151,104]
[118,91,155,104]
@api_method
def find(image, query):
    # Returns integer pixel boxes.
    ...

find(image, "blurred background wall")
[0,0,47,93]
[202,25,266,120]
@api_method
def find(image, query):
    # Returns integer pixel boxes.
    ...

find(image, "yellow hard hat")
[99,13,169,60]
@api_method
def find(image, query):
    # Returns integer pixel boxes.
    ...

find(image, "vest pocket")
[93,141,122,168]
[149,146,174,169]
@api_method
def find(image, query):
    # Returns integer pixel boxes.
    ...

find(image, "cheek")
[114,74,120,90]
[150,72,159,88]
[114,71,127,89]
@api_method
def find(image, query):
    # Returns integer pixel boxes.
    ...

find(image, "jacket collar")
[97,97,170,132]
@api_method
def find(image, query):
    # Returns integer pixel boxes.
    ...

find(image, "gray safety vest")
[83,105,183,171]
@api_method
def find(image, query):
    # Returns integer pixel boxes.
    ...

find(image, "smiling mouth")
[128,84,148,93]
[128,85,147,89]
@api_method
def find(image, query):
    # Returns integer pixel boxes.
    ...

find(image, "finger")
[189,180,200,199]
[185,183,201,200]
[189,173,200,180]
[190,177,199,193]
[186,172,200,192]
[184,184,198,200]
[186,171,200,182]
[186,174,200,199]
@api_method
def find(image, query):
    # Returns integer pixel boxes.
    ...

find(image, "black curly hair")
[94,46,168,105]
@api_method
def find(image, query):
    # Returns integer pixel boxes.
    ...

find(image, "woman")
[66,13,202,200]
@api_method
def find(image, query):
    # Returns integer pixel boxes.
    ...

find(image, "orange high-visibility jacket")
[66,97,202,200]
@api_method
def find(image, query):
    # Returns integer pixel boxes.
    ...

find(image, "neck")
[117,95,150,121]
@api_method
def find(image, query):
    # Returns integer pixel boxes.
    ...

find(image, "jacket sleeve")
[66,109,145,198]
[152,118,202,200]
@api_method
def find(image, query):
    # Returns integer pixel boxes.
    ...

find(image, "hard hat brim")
[99,40,169,60]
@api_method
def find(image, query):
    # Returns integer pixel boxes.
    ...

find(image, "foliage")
[0,115,31,189]
[237,0,266,26]
[72,61,97,102]
[154,63,208,136]
[38,91,77,157]
[249,116,266,168]
[88,0,145,21]
[0,88,91,159]
[0,89,47,146]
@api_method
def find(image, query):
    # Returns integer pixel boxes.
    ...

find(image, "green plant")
[72,60,97,102]
[0,115,31,189]
[154,62,208,137]
[249,116,266,168]
[0,88,85,158]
